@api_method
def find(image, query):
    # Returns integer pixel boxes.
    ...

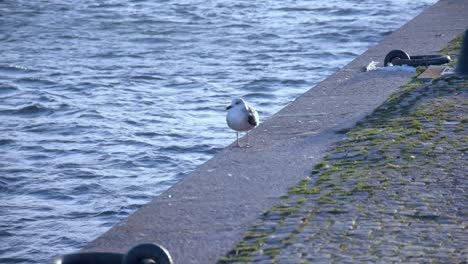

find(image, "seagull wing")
[247,105,259,126]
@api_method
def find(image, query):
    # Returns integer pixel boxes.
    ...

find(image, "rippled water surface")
[1,0,436,262]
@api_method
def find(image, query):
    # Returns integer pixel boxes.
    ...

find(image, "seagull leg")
[236,132,241,147]
[246,131,250,147]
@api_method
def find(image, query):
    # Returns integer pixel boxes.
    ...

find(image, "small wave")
[380,30,393,36]
[15,77,57,86]
[144,29,192,36]
[25,154,49,161]
[244,92,277,100]
[95,210,120,218]
[222,23,252,29]
[332,8,358,16]
[338,51,359,57]
[313,32,348,41]
[0,64,37,74]
[167,80,203,90]
[30,188,74,201]
[281,79,308,85]
[130,75,166,81]
[275,7,330,12]
[254,53,275,60]
[0,230,14,237]
[242,78,279,91]
[0,180,9,192]
[159,143,219,155]
[247,32,281,40]
[173,8,205,21]
[116,139,154,148]
[71,183,103,194]
[0,104,53,116]
[89,51,118,58]
[15,104,52,115]
[124,119,142,126]
[0,85,19,94]
[75,81,98,90]
[87,3,125,8]
[0,139,15,146]
[193,106,217,111]
[54,162,81,170]
[135,132,163,138]
[128,37,172,44]
[242,78,307,91]
[78,113,105,120]
[62,169,99,180]
[230,3,257,9]
[143,154,174,164]
[127,18,181,26]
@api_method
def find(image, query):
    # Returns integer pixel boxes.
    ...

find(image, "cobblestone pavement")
[218,60,468,262]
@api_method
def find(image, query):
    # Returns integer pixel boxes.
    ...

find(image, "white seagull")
[226,98,259,147]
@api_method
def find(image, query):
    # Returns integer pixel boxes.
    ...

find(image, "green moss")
[290,177,320,194]
[272,204,297,216]
[330,184,342,192]
[263,247,281,257]
[218,256,252,263]
[355,180,373,192]
[223,241,257,261]
[317,166,338,184]
[314,160,328,169]
[419,129,439,141]
[332,160,362,167]
[296,196,307,204]
[327,208,347,214]
[385,163,401,170]
[455,123,464,132]
[415,66,427,76]
[457,81,468,89]
[244,231,266,239]
[356,203,366,212]
[402,81,423,92]
[339,243,349,252]
[336,127,352,134]
[409,119,423,130]
[440,31,465,56]
[304,232,320,242]
[318,194,334,205]
[350,218,358,230]
[281,238,294,246]
[340,167,356,179]
[316,173,331,184]
[358,146,368,156]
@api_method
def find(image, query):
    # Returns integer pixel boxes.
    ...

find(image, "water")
[0,0,436,262]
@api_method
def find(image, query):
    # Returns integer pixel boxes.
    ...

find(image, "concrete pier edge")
[82,1,468,263]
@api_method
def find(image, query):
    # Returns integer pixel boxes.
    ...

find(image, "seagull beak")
[226,105,232,110]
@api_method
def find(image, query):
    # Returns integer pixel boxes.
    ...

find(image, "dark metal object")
[123,244,172,264]
[51,243,173,264]
[384,49,451,67]
[456,29,468,75]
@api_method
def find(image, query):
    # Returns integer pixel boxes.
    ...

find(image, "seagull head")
[226,98,246,110]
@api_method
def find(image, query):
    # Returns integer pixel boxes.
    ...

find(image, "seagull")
[226,98,259,147]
